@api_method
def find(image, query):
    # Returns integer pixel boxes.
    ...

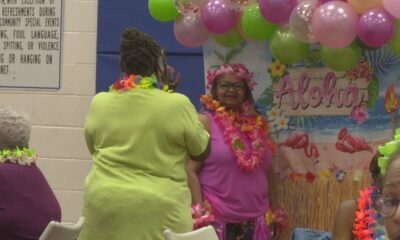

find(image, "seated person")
[0,105,61,240]
[373,129,400,240]
[332,152,386,240]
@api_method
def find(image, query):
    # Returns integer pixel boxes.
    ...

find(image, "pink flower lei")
[353,186,385,240]
[206,64,256,91]
[200,95,276,173]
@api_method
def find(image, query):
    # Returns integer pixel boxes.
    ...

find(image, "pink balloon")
[289,0,318,43]
[317,0,344,5]
[259,0,298,24]
[312,1,358,48]
[174,11,209,48]
[384,0,400,18]
[358,9,395,47]
[200,0,240,34]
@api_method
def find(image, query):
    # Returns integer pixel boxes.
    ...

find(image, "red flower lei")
[200,95,276,172]
[353,186,380,240]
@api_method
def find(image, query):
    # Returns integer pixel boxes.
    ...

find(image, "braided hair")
[369,152,383,184]
[120,28,166,80]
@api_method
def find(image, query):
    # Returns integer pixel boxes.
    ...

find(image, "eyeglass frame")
[373,195,400,218]
[217,81,246,91]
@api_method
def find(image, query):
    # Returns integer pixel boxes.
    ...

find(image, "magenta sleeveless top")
[199,112,272,223]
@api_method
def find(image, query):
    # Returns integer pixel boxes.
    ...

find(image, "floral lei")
[353,185,386,240]
[109,74,172,92]
[200,95,276,172]
[206,64,256,91]
[0,147,37,165]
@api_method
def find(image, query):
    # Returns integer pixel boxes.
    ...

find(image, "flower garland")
[200,95,276,172]
[353,186,386,240]
[206,64,256,91]
[265,208,288,233]
[191,200,215,230]
[0,147,37,165]
[109,74,172,92]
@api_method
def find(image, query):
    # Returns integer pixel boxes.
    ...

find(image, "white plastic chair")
[163,225,219,240]
[39,216,85,240]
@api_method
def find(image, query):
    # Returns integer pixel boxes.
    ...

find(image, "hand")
[165,65,181,92]
[271,223,281,240]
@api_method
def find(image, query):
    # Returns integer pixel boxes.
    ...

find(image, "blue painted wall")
[97,0,205,107]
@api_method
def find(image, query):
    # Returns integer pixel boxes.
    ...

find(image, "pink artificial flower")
[241,101,255,115]
[351,106,369,124]
[206,64,256,90]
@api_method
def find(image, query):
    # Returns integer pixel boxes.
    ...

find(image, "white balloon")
[289,0,318,43]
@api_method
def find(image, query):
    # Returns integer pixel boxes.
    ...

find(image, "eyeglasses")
[373,195,400,218]
[218,81,245,91]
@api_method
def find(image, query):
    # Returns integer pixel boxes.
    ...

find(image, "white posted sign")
[0,0,62,89]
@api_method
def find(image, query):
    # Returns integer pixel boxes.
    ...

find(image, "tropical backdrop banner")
[204,40,400,183]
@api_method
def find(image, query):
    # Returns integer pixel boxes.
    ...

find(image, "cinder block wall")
[0,0,98,223]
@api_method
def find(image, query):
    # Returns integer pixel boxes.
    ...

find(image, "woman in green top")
[79,28,210,240]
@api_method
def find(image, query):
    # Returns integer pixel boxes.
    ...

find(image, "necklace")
[353,186,387,240]
[0,147,37,165]
[200,95,276,172]
[109,74,172,92]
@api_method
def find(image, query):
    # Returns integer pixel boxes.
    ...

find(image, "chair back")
[290,227,332,240]
[39,216,85,240]
[163,225,218,240]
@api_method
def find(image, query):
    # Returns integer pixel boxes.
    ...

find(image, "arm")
[189,114,211,162]
[187,160,204,205]
[187,113,211,204]
[84,126,95,156]
[83,93,103,156]
[268,168,279,209]
[190,141,210,162]
[331,200,357,240]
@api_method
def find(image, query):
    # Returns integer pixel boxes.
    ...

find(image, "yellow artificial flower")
[162,85,173,93]
[265,210,274,225]
[267,107,280,120]
[276,116,289,130]
[137,79,153,89]
[269,61,286,77]
[319,170,332,178]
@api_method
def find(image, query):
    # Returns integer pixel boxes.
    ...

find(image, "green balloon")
[241,4,277,40]
[389,20,400,56]
[148,0,179,22]
[320,43,362,71]
[213,28,244,48]
[269,28,309,64]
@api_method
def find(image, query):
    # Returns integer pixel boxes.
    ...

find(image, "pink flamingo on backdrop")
[279,130,320,159]
[335,128,372,154]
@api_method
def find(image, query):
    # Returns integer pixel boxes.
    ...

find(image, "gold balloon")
[174,0,206,15]
[347,0,383,14]
[226,0,257,11]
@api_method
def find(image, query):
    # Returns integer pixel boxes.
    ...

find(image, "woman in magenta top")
[187,64,278,240]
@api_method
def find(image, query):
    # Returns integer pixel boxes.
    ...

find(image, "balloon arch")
[148,0,400,71]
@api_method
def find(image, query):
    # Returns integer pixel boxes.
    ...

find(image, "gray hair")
[0,105,31,150]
